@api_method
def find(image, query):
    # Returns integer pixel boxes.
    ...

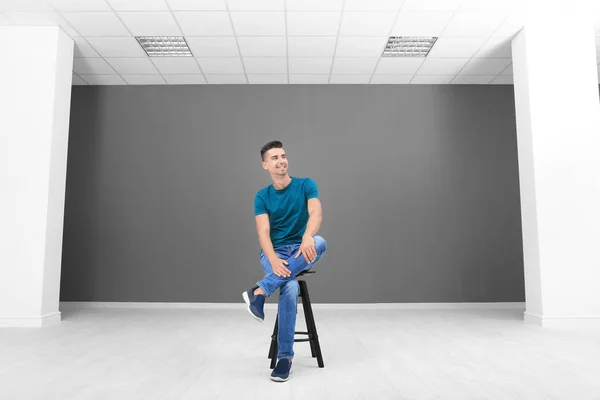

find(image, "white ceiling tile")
[417,58,469,74]
[0,0,54,11]
[370,74,411,83]
[287,0,342,11]
[243,57,287,73]
[329,74,370,83]
[117,12,181,36]
[71,74,88,85]
[490,74,514,84]
[374,58,424,74]
[61,12,130,36]
[151,57,202,74]
[391,11,453,36]
[78,74,127,84]
[288,37,336,57]
[459,0,519,11]
[401,0,462,11]
[501,63,512,75]
[227,0,284,10]
[122,75,167,84]
[442,11,507,37]
[331,58,378,74]
[492,12,524,37]
[197,57,244,73]
[230,11,285,35]
[205,74,247,83]
[459,58,511,75]
[237,37,286,56]
[339,11,396,36]
[3,11,80,36]
[427,37,487,58]
[288,58,332,74]
[105,58,159,74]
[164,74,207,84]
[106,0,168,10]
[410,74,454,84]
[73,37,100,57]
[50,0,111,11]
[335,37,387,57]
[473,36,511,58]
[247,74,287,83]
[288,74,329,83]
[166,0,226,10]
[344,0,402,11]
[86,37,147,57]
[287,12,341,36]
[73,58,117,74]
[451,74,495,84]
[173,11,233,36]
[186,37,239,57]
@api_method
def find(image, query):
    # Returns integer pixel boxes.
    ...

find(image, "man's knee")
[280,279,300,297]
[314,235,327,253]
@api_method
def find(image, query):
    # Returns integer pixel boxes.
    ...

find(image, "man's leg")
[242,246,289,322]
[256,236,327,298]
[276,279,300,361]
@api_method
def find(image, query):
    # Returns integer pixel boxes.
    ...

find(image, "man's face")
[263,148,288,176]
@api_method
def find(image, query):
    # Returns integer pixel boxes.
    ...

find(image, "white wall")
[0,26,73,327]
[512,7,600,326]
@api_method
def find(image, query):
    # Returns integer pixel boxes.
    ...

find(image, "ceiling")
[1,0,600,85]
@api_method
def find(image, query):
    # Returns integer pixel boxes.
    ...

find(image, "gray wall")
[61,85,524,303]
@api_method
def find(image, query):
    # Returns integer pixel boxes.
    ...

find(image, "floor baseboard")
[59,301,526,310]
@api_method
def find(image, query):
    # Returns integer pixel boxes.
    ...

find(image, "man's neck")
[272,175,292,190]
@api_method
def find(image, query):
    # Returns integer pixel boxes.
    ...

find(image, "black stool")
[267,270,324,368]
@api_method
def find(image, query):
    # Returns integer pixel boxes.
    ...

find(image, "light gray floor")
[1,306,599,400]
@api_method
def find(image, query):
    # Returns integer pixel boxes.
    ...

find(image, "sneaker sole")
[242,291,264,323]
[270,366,292,382]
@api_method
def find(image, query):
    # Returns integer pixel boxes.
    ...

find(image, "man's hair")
[260,140,284,161]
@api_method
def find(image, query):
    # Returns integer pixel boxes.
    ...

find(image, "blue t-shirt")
[254,176,319,251]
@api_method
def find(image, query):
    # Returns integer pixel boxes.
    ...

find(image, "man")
[242,140,327,382]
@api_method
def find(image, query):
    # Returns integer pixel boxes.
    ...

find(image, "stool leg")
[268,316,278,369]
[309,337,317,358]
[299,292,316,357]
[299,280,325,368]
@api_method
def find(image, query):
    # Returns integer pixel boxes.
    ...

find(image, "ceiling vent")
[382,37,437,57]
[136,36,193,57]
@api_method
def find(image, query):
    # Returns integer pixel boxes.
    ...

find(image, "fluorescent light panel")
[136,36,193,57]
[382,37,437,57]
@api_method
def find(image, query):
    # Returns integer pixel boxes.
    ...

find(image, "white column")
[0,26,74,327]
[512,3,600,327]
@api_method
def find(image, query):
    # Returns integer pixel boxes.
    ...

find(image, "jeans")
[256,235,327,360]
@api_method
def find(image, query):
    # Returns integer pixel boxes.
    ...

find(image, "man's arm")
[303,198,323,238]
[255,214,278,261]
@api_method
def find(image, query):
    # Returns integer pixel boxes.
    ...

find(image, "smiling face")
[262,147,288,177]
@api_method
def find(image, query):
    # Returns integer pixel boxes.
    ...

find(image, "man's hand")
[270,257,291,277]
[295,236,316,264]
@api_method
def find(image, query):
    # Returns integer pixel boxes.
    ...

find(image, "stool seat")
[267,269,324,368]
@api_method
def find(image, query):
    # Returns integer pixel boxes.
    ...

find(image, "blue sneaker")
[270,358,292,382]
[242,286,265,322]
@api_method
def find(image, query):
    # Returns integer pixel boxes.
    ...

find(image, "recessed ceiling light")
[136,36,193,57]
[382,37,437,57]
